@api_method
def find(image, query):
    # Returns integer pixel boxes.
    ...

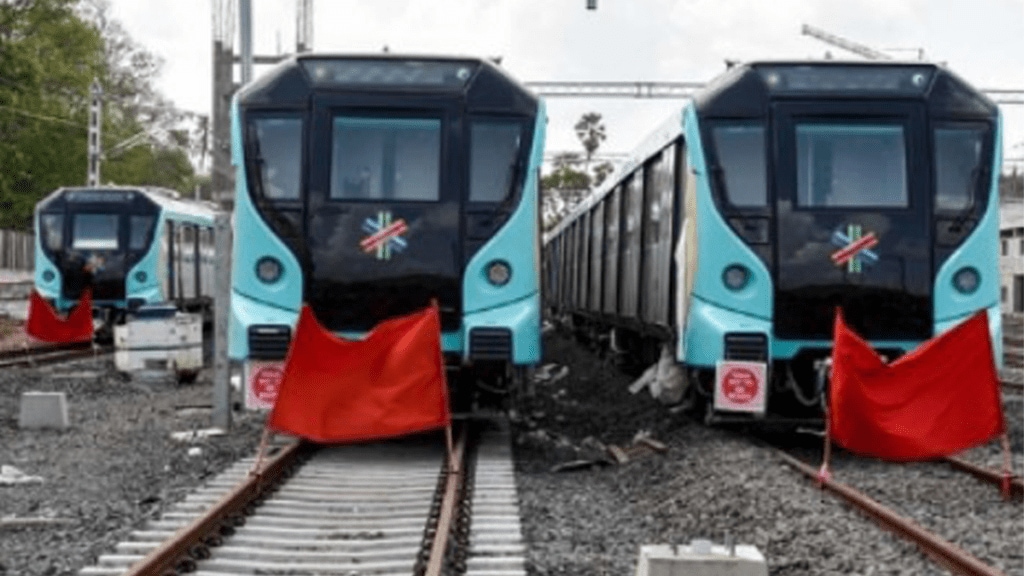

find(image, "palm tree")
[574,112,606,174]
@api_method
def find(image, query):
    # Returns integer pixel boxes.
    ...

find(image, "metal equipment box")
[114,306,203,382]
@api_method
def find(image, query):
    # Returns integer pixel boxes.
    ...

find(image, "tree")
[574,112,606,173]
[541,152,590,231]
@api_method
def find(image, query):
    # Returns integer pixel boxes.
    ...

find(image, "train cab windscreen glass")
[252,118,302,200]
[470,121,523,203]
[129,215,155,250]
[796,124,908,208]
[72,214,119,250]
[712,125,767,207]
[934,127,985,211]
[41,213,63,251]
[330,117,441,201]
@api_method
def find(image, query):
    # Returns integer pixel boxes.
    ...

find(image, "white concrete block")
[18,392,69,429]
[635,543,768,576]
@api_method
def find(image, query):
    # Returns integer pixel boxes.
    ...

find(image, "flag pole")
[816,358,833,486]
[250,425,273,476]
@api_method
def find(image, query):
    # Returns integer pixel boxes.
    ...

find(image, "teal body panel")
[683,295,772,366]
[933,116,1002,323]
[462,103,546,364]
[679,104,773,364]
[34,217,60,300]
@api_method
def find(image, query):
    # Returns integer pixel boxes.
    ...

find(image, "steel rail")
[122,441,306,576]
[942,455,1023,501]
[425,426,468,576]
[776,449,1007,576]
[0,343,108,369]
[0,341,92,360]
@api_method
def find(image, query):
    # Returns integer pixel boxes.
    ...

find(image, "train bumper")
[229,291,298,360]
[463,292,540,365]
[681,296,771,367]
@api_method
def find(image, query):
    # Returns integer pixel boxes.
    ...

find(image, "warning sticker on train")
[830,224,879,274]
[245,361,285,410]
[360,211,408,261]
[714,360,767,414]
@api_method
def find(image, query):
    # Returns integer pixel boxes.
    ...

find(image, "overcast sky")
[106,0,1024,171]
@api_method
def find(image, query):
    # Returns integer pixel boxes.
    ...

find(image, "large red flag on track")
[267,302,451,443]
[829,310,1004,461]
[25,289,94,343]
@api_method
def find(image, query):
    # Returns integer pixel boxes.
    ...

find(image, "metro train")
[229,54,546,403]
[544,61,1003,424]
[34,186,217,326]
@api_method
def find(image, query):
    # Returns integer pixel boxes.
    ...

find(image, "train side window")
[41,213,63,251]
[331,116,441,201]
[469,121,523,203]
[129,216,155,251]
[711,124,766,207]
[251,117,303,200]
[796,124,907,208]
[934,126,985,211]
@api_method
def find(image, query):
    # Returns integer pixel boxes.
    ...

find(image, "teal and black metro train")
[544,62,1003,424]
[229,55,546,399]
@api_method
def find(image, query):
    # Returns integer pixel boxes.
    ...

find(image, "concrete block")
[18,392,69,430]
[635,543,767,576]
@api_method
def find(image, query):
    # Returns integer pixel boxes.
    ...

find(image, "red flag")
[830,310,1005,461]
[267,303,451,443]
[25,289,94,343]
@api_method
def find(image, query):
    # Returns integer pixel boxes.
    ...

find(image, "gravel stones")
[0,359,263,576]
[514,332,1023,575]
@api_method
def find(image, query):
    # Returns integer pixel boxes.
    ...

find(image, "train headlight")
[486,260,511,286]
[256,257,283,284]
[42,270,55,283]
[953,267,980,295]
[134,271,148,284]
[723,264,750,291]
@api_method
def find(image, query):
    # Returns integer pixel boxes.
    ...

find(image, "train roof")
[236,53,538,117]
[694,60,998,118]
[37,186,218,226]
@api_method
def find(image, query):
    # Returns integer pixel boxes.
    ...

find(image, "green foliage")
[0,0,197,231]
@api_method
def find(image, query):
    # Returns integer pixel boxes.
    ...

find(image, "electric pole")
[87,78,103,187]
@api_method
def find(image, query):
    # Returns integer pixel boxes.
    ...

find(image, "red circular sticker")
[722,367,759,404]
[252,366,284,403]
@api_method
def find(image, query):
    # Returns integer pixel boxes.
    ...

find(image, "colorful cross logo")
[830,224,879,273]
[360,211,408,261]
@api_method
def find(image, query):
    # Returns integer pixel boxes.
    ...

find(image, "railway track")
[0,341,106,368]
[78,418,527,576]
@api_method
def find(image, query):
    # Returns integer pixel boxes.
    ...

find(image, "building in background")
[1000,202,1024,314]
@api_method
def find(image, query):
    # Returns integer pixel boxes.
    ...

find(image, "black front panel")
[307,96,461,331]
[772,101,931,340]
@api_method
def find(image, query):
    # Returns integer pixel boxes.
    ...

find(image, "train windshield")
[469,121,523,203]
[72,214,119,250]
[129,215,155,250]
[795,123,908,208]
[252,117,303,200]
[712,124,767,207]
[330,116,441,202]
[934,126,985,211]
[40,213,63,251]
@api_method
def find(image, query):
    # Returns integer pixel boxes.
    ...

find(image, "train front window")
[470,121,523,203]
[40,213,63,251]
[251,117,302,200]
[129,215,155,250]
[934,126,985,211]
[72,214,119,250]
[330,116,441,202]
[796,124,907,208]
[711,124,766,207]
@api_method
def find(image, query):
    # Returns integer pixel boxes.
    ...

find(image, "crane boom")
[801,23,892,60]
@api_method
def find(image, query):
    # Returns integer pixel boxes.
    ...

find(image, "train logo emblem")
[360,211,408,261]
[830,224,879,273]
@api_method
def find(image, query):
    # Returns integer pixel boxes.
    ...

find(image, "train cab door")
[771,101,932,341]
[305,95,463,332]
